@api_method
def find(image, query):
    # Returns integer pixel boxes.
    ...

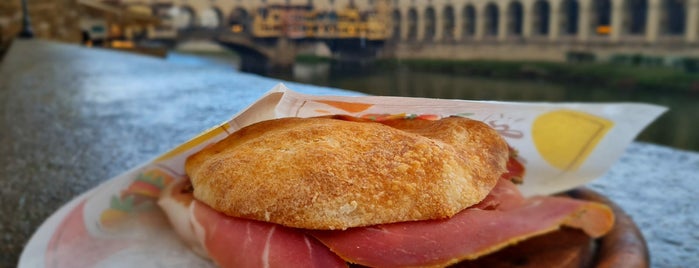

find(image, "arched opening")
[200,7,222,28]
[485,3,499,37]
[229,7,250,33]
[533,0,550,36]
[462,5,477,38]
[507,1,523,36]
[443,5,456,41]
[624,0,647,35]
[407,8,418,41]
[561,0,579,35]
[591,0,611,35]
[171,6,196,29]
[392,9,402,40]
[662,0,685,35]
[424,7,436,41]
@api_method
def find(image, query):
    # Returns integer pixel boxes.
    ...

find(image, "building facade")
[121,0,699,61]
[152,0,698,42]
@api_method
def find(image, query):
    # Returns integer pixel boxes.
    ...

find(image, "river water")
[168,51,699,152]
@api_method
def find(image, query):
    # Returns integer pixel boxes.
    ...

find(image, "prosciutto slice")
[161,177,613,268]
[159,180,347,268]
[310,179,614,267]
[191,200,347,268]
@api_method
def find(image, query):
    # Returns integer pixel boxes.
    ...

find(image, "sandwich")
[158,115,614,267]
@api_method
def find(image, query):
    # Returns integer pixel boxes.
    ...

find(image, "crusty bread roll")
[185,116,509,230]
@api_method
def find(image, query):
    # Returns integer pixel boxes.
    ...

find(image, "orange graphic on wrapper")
[314,100,374,113]
[99,168,176,231]
[532,110,613,171]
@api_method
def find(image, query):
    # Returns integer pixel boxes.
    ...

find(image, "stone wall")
[387,41,699,63]
[1,0,81,57]
[0,0,21,55]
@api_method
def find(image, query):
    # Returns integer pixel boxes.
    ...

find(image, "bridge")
[167,2,391,72]
[178,28,304,72]
[177,28,386,72]
[114,0,699,70]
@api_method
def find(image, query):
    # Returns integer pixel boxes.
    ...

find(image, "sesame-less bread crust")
[185,116,509,230]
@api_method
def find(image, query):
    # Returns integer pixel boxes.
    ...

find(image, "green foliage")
[373,58,699,93]
[110,195,134,211]
[295,54,333,63]
[674,57,699,73]
[134,173,165,189]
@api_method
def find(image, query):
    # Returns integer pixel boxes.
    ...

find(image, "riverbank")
[288,54,698,151]
[167,50,699,151]
[296,55,699,94]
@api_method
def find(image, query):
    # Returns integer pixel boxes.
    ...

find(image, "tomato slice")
[502,147,525,184]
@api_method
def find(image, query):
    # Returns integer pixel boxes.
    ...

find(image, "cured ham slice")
[310,179,614,268]
[159,180,347,268]
[191,200,348,268]
[160,175,614,268]
[470,176,525,211]
[158,178,209,257]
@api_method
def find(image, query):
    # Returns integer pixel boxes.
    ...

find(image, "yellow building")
[111,0,699,61]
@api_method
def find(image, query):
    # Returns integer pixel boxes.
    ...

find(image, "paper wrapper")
[19,84,666,267]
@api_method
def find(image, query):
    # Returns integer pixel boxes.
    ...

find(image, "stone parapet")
[0,0,80,57]
[0,0,22,55]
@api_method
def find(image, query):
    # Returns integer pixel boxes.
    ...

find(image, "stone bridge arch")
[462,4,477,39]
[622,0,648,36]
[172,5,197,30]
[199,7,223,29]
[443,5,456,41]
[484,2,500,38]
[391,9,402,41]
[590,0,612,37]
[229,7,252,33]
[215,34,291,73]
[424,6,437,41]
[660,0,686,36]
[407,8,419,41]
[507,1,524,37]
[532,0,551,37]
[559,0,579,37]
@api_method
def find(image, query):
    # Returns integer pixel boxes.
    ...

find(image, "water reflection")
[276,61,698,151]
[168,52,698,151]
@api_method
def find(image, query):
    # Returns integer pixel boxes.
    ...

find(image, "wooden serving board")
[455,187,650,268]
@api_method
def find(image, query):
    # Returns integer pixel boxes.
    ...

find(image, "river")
[167,51,699,152]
